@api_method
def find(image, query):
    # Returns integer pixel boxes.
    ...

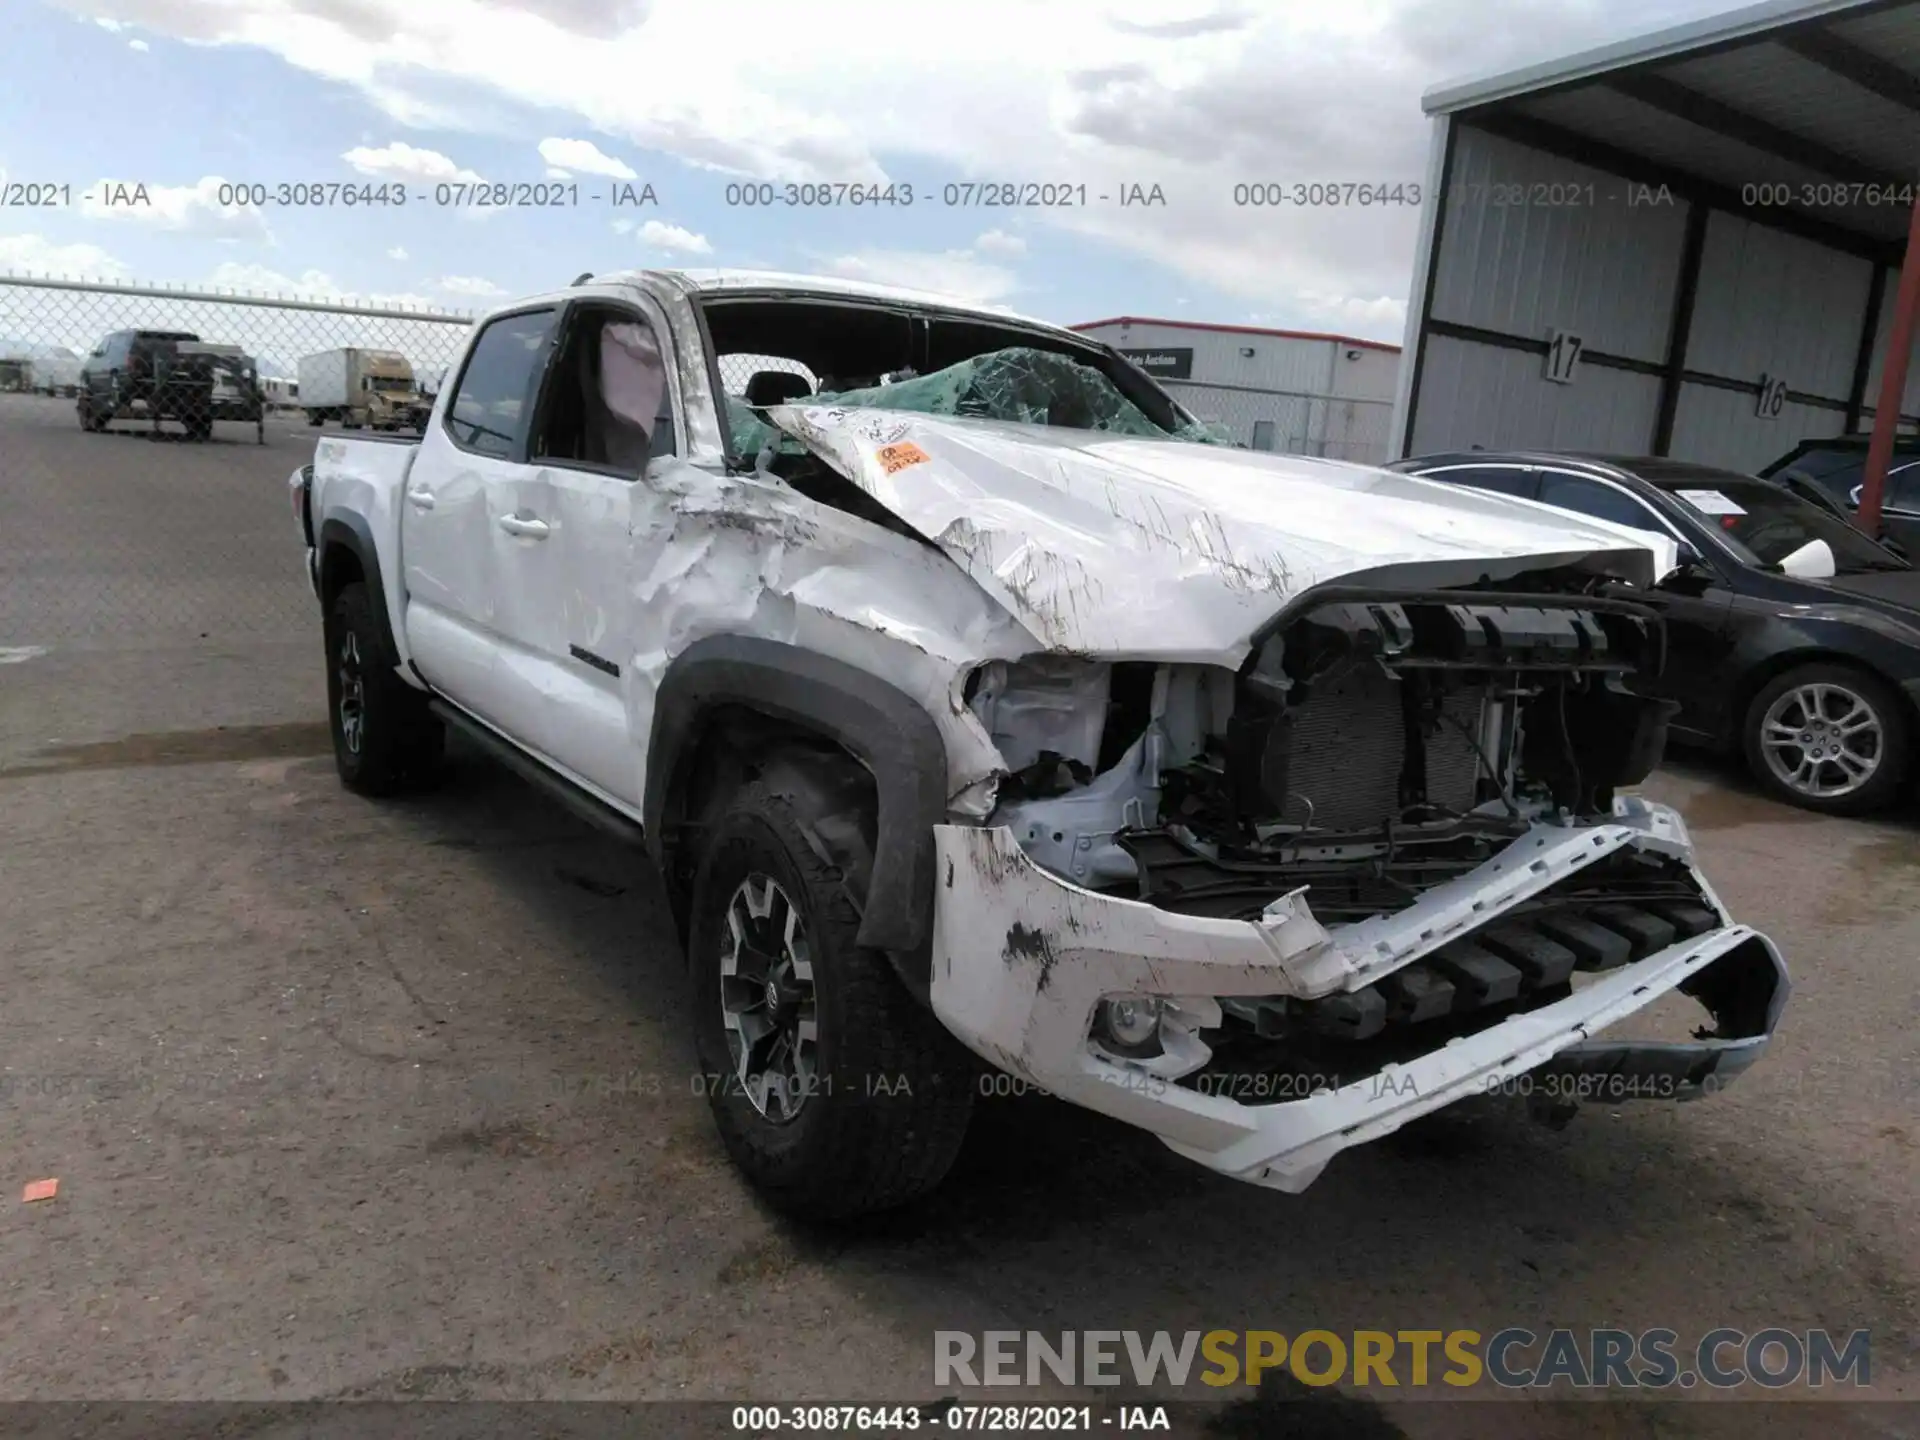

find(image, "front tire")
[1742,662,1908,815]
[323,582,444,796]
[689,783,974,1220]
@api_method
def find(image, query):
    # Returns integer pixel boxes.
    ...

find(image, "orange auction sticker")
[877,441,930,474]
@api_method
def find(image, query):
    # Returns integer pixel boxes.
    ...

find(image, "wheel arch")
[315,511,418,688]
[645,636,948,962]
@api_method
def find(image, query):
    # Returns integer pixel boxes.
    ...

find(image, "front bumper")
[927,799,1789,1192]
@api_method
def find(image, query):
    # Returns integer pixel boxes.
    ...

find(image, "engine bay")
[963,576,1742,1081]
[971,576,1674,916]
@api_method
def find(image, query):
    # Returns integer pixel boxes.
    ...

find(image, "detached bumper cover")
[928,802,1789,1192]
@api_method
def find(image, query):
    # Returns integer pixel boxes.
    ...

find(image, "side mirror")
[1778,537,1837,580]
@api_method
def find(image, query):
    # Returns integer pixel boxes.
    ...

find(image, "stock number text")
[1234,181,1419,207]
[215,182,408,208]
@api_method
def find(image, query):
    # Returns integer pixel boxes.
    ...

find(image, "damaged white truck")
[291,269,1789,1219]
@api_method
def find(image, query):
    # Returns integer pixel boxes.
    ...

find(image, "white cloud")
[637,219,711,255]
[974,229,1027,256]
[0,232,128,279]
[611,217,635,235]
[820,249,1019,305]
[341,141,482,185]
[200,260,445,310]
[387,245,408,260]
[435,274,507,297]
[129,37,149,50]
[94,15,125,30]
[203,260,342,294]
[70,0,1735,337]
[537,137,637,180]
[76,176,270,242]
[1293,290,1410,332]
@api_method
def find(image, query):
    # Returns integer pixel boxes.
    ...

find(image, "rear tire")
[1741,661,1908,815]
[689,782,974,1220]
[324,582,444,797]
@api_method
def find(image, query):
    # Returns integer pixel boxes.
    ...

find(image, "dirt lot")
[1,391,1916,1435]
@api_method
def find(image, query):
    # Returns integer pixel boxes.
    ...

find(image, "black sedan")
[1388,451,1920,815]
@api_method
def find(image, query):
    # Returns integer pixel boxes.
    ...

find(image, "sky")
[0,0,1742,345]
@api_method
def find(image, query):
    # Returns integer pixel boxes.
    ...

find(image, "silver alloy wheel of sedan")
[1759,679,1884,799]
[336,628,366,755]
[718,873,819,1124]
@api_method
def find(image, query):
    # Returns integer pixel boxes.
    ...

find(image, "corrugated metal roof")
[1425,0,1890,113]
[1424,0,1920,248]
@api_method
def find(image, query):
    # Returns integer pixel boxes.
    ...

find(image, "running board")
[428,700,647,849]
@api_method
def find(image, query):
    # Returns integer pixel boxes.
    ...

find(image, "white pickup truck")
[291,268,1789,1219]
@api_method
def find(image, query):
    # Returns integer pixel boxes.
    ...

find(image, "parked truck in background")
[298,348,428,431]
[78,329,261,440]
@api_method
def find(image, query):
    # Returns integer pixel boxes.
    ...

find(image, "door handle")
[406,488,435,510]
[498,513,550,539]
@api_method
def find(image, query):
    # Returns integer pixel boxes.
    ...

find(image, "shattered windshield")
[723,345,1221,460]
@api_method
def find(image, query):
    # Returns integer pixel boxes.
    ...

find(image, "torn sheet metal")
[622,457,1031,812]
[766,405,1666,666]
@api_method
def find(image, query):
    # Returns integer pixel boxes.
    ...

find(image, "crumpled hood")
[766,406,1663,664]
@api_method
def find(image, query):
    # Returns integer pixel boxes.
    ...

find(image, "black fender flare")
[317,511,390,630]
[644,635,948,954]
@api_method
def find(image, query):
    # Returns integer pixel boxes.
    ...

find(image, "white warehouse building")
[1393,0,1920,473]
[1070,316,1402,464]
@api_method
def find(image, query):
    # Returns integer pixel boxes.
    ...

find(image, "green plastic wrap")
[725,346,1218,458]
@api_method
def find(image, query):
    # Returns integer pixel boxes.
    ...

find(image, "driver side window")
[530,306,677,475]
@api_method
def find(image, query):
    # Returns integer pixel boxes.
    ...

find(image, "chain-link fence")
[0,274,476,658]
[0,275,475,442]
[1162,379,1393,464]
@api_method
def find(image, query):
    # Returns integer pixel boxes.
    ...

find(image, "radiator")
[1280,665,1486,831]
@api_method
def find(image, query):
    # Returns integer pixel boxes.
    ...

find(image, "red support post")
[1858,193,1920,538]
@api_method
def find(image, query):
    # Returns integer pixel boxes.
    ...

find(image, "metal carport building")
[1392,0,1920,524]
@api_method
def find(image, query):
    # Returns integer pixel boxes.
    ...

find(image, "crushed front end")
[927,577,1789,1191]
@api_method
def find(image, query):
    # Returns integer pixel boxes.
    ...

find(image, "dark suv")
[78,329,262,440]
[1761,436,1920,554]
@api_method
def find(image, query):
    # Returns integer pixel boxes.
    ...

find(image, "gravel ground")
[0,392,1915,1436]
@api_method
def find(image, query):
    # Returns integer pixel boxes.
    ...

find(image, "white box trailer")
[297,347,427,431]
